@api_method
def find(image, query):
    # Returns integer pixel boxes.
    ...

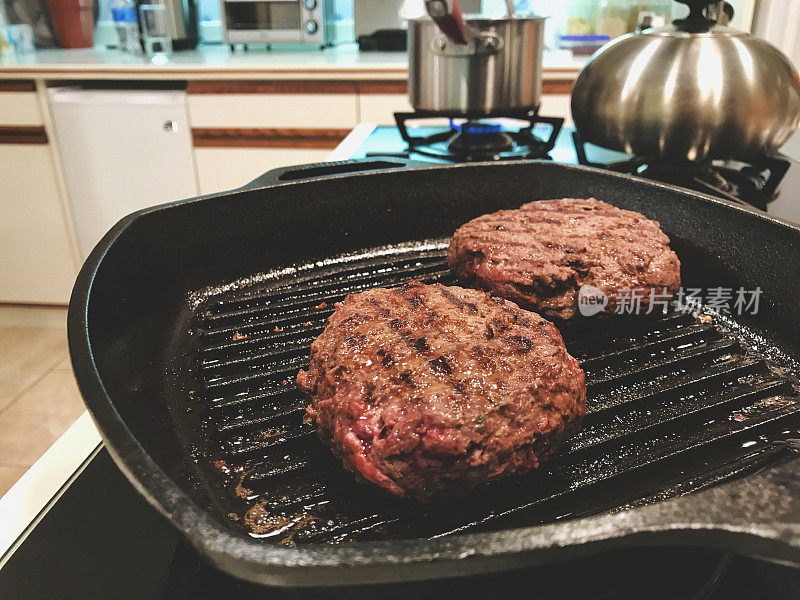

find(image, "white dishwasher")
[49,88,199,258]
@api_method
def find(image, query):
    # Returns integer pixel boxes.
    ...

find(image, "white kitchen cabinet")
[194,147,332,195]
[540,94,573,126]
[0,144,76,304]
[49,88,199,258]
[187,93,359,128]
[0,92,42,126]
[359,93,413,125]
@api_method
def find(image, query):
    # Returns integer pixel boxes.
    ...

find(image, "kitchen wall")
[753,0,800,67]
[753,0,800,224]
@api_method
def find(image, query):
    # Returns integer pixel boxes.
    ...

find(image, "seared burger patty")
[448,198,682,320]
[297,281,586,501]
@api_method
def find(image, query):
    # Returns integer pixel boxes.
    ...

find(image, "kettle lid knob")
[673,0,718,32]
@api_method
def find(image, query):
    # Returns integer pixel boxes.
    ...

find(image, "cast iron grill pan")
[180,241,800,546]
[69,160,800,586]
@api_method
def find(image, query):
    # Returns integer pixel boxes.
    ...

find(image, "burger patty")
[296,281,586,501]
[447,198,682,320]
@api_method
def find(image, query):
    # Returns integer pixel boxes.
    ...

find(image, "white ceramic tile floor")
[0,306,84,498]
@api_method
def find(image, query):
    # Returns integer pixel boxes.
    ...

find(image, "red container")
[46,0,94,48]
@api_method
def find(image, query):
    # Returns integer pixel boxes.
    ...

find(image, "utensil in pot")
[425,0,470,45]
[571,0,800,163]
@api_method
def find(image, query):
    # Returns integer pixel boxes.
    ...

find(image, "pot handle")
[240,157,434,190]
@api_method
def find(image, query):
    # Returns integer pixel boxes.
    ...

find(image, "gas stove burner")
[572,131,791,211]
[447,120,515,153]
[393,109,564,162]
[453,121,505,134]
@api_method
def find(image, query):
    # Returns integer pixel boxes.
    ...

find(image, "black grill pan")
[68,159,800,587]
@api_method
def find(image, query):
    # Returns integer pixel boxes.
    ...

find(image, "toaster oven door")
[222,0,323,44]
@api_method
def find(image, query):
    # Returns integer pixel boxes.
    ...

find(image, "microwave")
[221,0,348,47]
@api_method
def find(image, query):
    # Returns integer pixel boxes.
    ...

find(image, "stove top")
[392,110,564,162]
[1,449,797,599]
[356,121,794,212]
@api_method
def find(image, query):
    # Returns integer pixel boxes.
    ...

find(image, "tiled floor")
[0,306,84,498]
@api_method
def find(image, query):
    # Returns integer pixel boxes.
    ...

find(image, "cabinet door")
[0,145,76,304]
[0,91,42,126]
[194,147,332,195]
[540,94,573,126]
[49,89,198,258]
[188,93,359,128]
[359,94,413,125]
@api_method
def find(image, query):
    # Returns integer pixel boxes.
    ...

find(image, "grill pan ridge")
[68,160,800,587]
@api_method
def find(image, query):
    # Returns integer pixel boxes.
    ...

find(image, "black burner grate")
[392,110,564,162]
[185,244,800,546]
[571,131,791,211]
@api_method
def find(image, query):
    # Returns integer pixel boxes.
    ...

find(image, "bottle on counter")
[0,0,13,57]
[564,0,597,36]
[557,0,611,54]
[596,0,631,39]
[111,0,141,52]
[628,1,673,31]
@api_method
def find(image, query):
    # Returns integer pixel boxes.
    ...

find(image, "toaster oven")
[221,0,347,47]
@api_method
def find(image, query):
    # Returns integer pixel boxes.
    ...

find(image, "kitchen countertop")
[0,43,586,80]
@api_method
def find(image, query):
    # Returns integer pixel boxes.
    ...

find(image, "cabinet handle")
[163,120,178,132]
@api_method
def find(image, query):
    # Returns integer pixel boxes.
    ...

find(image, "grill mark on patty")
[439,287,479,315]
[396,328,435,358]
[344,334,366,348]
[406,293,423,309]
[491,317,510,333]
[505,335,533,353]
[469,234,667,254]
[491,302,534,328]
[376,348,395,368]
[464,206,668,236]
[414,336,431,354]
[398,371,415,387]
[339,314,368,328]
[565,258,592,277]
[461,228,667,252]
[427,355,453,375]
[338,283,553,383]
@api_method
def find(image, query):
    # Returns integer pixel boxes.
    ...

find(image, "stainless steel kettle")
[571,0,800,162]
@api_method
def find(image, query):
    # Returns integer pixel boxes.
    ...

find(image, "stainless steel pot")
[408,15,546,115]
[571,0,800,163]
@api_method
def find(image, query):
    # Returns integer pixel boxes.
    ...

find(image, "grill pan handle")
[595,445,800,566]
[241,158,434,190]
